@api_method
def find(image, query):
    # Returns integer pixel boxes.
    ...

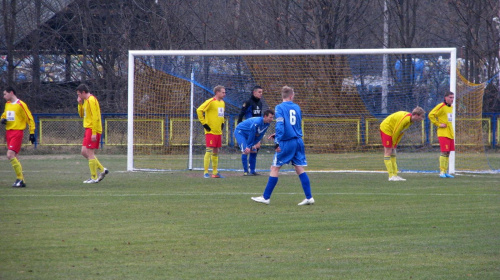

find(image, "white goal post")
[127,48,459,173]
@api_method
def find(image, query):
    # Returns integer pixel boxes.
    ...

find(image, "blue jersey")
[274,101,302,143]
[234,117,270,149]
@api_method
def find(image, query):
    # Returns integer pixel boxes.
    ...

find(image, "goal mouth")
[125,48,497,174]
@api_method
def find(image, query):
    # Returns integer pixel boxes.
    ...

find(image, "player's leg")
[236,135,249,174]
[389,149,406,181]
[252,165,280,204]
[211,147,219,175]
[203,134,213,177]
[293,139,314,205]
[86,148,99,181]
[248,150,257,174]
[6,131,25,187]
[438,137,454,178]
[383,147,395,179]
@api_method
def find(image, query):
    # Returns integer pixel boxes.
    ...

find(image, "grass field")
[0,155,499,279]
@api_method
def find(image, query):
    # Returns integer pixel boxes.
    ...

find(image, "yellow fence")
[0,116,497,147]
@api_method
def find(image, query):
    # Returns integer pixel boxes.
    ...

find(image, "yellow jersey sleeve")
[428,102,454,139]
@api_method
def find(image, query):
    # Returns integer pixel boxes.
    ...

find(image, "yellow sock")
[439,155,447,173]
[94,156,104,172]
[212,153,219,175]
[391,155,398,176]
[89,159,98,180]
[384,157,393,177]
[444,156,449,173]
[204,149,212,174]
[10,158,24,180]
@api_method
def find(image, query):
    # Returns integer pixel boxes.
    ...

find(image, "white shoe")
[388,176,397,181]
[298,197,315,206]
[98,168,109,182]
[83,178,99,184]
[395,176,406,181]
[251,196,270,205]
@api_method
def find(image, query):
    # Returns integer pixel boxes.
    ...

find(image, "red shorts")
[5,130,24,154]
[438,137,455,152]
[205,134,222,148]
[380,130,396,148]
[82,128,101,149]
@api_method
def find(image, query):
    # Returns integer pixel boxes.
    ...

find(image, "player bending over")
[234,109,274,175]
[380,106,425,181]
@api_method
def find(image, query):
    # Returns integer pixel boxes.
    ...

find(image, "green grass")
[0,155,499,279]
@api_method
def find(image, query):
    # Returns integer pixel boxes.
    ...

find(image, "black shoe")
[12,179,26,188]
[250,172,261,176]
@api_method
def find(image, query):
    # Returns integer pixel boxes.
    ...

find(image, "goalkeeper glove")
[221,123,225,130]
[29,134,36,144]
[0,119,6,125]
[203,124,211,131]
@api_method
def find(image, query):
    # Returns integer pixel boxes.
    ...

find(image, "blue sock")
[249,153,257,173]
[299,172,312,199]
[241,154,248,173]
[263,176,278,199]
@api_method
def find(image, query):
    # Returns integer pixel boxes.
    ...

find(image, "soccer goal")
[127,48,492,173]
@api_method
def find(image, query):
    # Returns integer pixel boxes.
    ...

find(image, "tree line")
[1,0,499,112]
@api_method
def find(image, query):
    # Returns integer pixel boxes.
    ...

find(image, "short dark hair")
[444,91,454,97]
[4,86,16,95]
[264,109,274,116]
[252,85,262,92]
[76,84,90,93]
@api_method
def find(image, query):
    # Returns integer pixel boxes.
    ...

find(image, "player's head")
[76,84,90,93]
[252,86,263,99]
[76,84,91,100]
[281,86,294,100]
[263,109,275,123]
[444,91,454,106]
[3,86,16,102]
[213,85,226,100]
[411,106,425,122]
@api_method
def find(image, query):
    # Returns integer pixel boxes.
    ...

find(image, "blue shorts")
[272,138,307,167]
[235,133,257,153]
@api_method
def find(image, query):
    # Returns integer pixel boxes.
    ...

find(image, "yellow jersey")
[380,111,413,145]
[78,95,102,135]
[428,102,454,139]
[1,99,35,133]
[196,97,225,135]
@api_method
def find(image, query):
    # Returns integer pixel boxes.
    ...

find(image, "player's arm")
[274,107,284,144]
[22,102,36,134]
[246,124,258,149]
[0,110,6,124]
[237,101,249,123]
[428,104,441,127]
[77,98,84,118]
[391,115,410,144]
[87,98,100,135]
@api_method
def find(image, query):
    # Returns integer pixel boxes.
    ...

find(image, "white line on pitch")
[0,192,497,197]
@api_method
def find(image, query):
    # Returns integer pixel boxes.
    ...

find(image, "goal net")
[127,49,494,173]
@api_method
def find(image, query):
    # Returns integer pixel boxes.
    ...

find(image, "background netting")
[129,51,495,172]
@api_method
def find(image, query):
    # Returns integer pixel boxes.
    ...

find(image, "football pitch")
[0,155,499,279]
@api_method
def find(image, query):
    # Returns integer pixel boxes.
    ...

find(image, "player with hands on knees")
[380,106,425,181]
[1,86,36,188]
[234,109,274,175]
